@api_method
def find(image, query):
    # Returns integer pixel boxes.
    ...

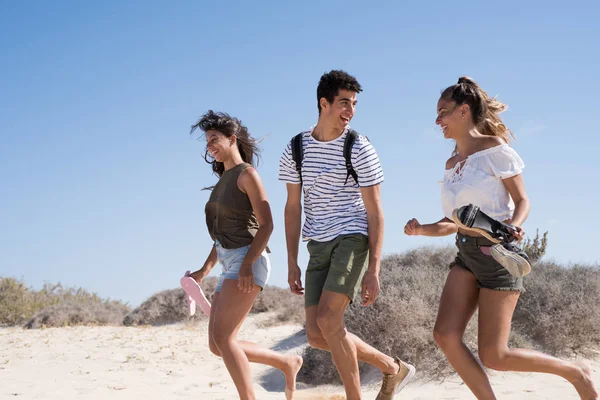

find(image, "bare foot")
[570,361,599,400]
[283,355,303,400]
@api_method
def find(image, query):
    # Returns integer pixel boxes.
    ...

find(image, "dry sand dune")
[1,312,597,399]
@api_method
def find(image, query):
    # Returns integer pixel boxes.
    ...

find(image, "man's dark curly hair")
[316,70,362,114]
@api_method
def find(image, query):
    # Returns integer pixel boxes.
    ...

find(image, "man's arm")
[284,183,304,295]
[360,183,383,306]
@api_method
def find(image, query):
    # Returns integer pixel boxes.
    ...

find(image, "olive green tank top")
[205,163,260,249]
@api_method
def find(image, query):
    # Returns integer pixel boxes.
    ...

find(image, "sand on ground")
[1,313,597,399]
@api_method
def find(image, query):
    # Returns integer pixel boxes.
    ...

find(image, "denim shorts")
[452,233,524,292]
[214,241,270,293]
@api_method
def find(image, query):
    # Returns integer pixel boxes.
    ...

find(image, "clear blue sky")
[1,1,599,307]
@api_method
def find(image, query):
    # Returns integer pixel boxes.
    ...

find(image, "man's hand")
[288,264,304,295]
[238,264,255,294]
[361,272,380,306]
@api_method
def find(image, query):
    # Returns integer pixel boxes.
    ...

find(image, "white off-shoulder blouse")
[441,144,525,221]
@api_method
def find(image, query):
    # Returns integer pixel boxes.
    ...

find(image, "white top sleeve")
[487,146,525,179]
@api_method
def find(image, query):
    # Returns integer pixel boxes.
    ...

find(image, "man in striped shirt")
[279,70,415,400]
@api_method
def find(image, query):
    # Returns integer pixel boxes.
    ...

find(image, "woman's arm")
[404,217,458,237]
[502,174,530,241]
[190,245,218,282]
[237,167,274,292]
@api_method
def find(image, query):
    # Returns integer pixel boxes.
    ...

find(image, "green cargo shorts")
[305,233,369,308]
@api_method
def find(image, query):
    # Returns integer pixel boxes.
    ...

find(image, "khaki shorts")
[305,233,369,308]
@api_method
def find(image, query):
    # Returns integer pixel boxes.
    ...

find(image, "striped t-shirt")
[278,127,384,242]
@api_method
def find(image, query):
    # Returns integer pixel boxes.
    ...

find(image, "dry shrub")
[0,277,44,326]
[122,277,219,326]
[123,288,195,326]
[24,284,130,329]
[299,247,600,384]
[123,277,304,326]
[254,285,305,327]
[523,230,549,263]
[25,300,130,329]
[0,277,130,328]
[513,261,600,356]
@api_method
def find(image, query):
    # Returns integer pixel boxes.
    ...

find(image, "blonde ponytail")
[442,76,515,143]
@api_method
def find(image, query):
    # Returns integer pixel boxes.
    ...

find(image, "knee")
[306,325,326,349]
[211,326,233,350]
[316,311,344,339]
[433,326,463,349]
[479,347,508,371]
[208,336,221,357]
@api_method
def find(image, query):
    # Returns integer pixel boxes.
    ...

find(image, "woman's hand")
[190,268,209,283]
[238,263,255,294]
[404,218,423,236]
[508,224,525,242]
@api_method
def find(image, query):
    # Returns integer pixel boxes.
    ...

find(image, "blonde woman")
[404,77,598,400]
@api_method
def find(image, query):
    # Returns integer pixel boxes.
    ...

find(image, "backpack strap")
[291,133,304,184]
[344,129,360,185]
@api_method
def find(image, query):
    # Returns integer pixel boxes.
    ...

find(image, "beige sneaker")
[375,358,416,400]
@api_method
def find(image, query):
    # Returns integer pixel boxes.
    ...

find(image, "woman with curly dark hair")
[183,110,302,400]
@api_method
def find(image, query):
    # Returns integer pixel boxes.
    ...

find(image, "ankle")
[563,362,581,382]
[283,355,302,371]
[382,357,399,375]
[284,355,295,367]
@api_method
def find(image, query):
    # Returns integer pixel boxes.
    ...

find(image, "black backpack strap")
[291,133,303,184]
[344,129,360,185]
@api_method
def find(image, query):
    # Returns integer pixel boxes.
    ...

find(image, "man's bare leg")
[305,303,399,376]
[313,291,362,400]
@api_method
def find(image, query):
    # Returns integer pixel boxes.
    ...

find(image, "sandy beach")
[1,312,597,399]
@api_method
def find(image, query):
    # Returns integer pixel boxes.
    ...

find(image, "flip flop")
[452,204,515,244]
[181,271,196,316]
[180,271,211,316]
[452,205,532,278]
